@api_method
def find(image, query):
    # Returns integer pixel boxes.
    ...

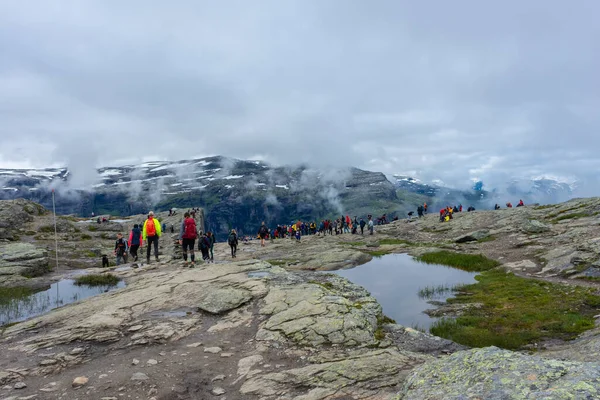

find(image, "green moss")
[374,327,386,341]
[74,274,121,286]
[550,212,589,223]
[38,226,54,233]
[88,225,99,232]
[364,250,390,258]
[308,280,335,291]
[430,270,600,350]
[379,238,411,245]
[0,287,34,305]
[99,233,110,240]
[266,259,290,266]
[84,251,98,258]
[416,251,500,272]
[476,235,496,243]
[80,234,92,240]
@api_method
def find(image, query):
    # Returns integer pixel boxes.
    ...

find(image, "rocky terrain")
[2,198,600,398]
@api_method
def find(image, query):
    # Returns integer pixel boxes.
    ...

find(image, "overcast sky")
[1,1,598,190]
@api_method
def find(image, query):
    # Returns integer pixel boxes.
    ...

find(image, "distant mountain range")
[0,157,577,237]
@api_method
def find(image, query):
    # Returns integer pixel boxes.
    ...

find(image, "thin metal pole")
[52,189,59,306]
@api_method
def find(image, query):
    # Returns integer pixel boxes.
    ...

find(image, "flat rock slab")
[399,346,600,399]
[197,287,253,314]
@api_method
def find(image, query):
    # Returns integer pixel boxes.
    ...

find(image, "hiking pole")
[52,189,60,306]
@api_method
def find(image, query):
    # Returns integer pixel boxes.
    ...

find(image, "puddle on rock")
[247,271,271,278]
[1,279,125,326]
[330,253,477,330]
[145,308,194,319]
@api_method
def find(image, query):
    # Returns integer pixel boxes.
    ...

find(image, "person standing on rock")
[114,233,129,265]
[128,224,143,262]
[207,231,215,262]
[143,211,162,263]
[258,222,269,247]
[228,229,239,258]
[359,218,366,234]
[179,212,197,267]
[368,216,374,235]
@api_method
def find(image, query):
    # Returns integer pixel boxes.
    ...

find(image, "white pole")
[52,189,60,307]
[52,189,59,272]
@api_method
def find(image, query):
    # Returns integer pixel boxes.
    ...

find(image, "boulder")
[0,242,49,277]
[399,347,600,399]
[0,199,45,240]
[521,219,551,234]
[455,230,490,243]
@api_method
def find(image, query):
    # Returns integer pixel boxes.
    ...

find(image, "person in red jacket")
[178,212,197,267]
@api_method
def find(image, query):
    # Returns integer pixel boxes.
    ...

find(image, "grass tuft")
[74,274,121,286]
[429,269,600,350]
[379,238,412,245]
[550,212,589,223]
[0,287,34,305]
[266,259,289,266]
[416,251,500,272]
[364,250,390,258]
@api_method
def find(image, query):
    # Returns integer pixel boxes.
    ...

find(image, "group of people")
[497,199,525,209]
[178,211,215,267]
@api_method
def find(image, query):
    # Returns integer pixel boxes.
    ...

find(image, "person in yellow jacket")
[143,211,162,263]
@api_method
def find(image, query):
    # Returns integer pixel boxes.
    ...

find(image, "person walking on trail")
[128,224,143,262]
[178,212,197,267]
[207,231,215,262]
[258,222,269,247]
[199,233,211,260]
[114,232,129,265]
[368,216,374,235]
[359,218,366,235]
[143,211,162,263]
[228,229,239,258]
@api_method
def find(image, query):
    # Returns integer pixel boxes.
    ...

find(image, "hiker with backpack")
[359,218,366,234]
[228,229,239,258]
[258,222,269,247]
[207,231,215,262]
[178,212,198,267]
[143,211,162,263]
[128,224,143,262]
[198,233,211,260]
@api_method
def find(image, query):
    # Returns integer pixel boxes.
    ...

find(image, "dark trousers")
[182,239,195,261]
[230,244,237,257]
[130,244,140,260]
[147,236,159,259]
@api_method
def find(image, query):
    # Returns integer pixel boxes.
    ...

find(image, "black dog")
[102,255,109,268]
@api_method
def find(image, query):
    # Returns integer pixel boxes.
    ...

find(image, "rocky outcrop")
[0,199,46,240]
[0,242,49,284]
[399,347,600,399]
[455,229,490,243]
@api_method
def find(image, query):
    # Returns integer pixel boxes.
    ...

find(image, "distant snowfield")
[222,175,244,180]
[276,184,289,190]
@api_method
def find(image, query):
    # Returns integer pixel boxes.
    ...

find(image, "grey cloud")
[0,1,598,194]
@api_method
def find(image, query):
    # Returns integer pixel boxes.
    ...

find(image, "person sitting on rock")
[494,204,501,210]
[517,199,525,207]
[506,202,513,208]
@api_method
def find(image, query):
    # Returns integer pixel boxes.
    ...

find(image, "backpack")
[259,226,268,235]
[228,233,237,245]
[146,219,156,236]
[199,236,209,250]
[183,218,197,239]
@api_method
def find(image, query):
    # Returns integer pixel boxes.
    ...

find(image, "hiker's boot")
[146,256,151,264]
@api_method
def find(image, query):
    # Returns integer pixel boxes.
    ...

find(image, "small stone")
[39,359,58,366]
[132,359,140,365]
[159,352,166,356]
[147,388,158,396]
[70,347,85,355]
[39,382,59,392]
[212,387,226,396]
[211,375,226,382]
[146,359,158,366]
[72,376,89,388]
[186,342,202,348]
[14,382,27,389]
[118,386,126,391]
[131,372,149,381]
[99,374,108,379]
[220,353,233,358]
[204,347,222,354]
[18,396,38,400]
[128,325,144,332]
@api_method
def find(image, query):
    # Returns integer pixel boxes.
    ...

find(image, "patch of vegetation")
[33,235,45,240]
[374,314,397,341]
[24,230,37,236]
[99,233,110,240]
[38,226,54,233]
[378,314,396,324]
[266,259,289,266]
[534,204,556,210]
[88,225,99,232]
[418,283,465,300]
[576,276,600,282]
[74,274,121,286]
[550,212,589,223]
[0,287,34,305]
[80,234,92,240]
[430,270,600,350]
[84,251,99,258]
[364,250,390,258]
[308,280,334,291]
[410,323,426,333]
[476,235,496,243]
[416,251,500,272]
[379,238,412,245]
